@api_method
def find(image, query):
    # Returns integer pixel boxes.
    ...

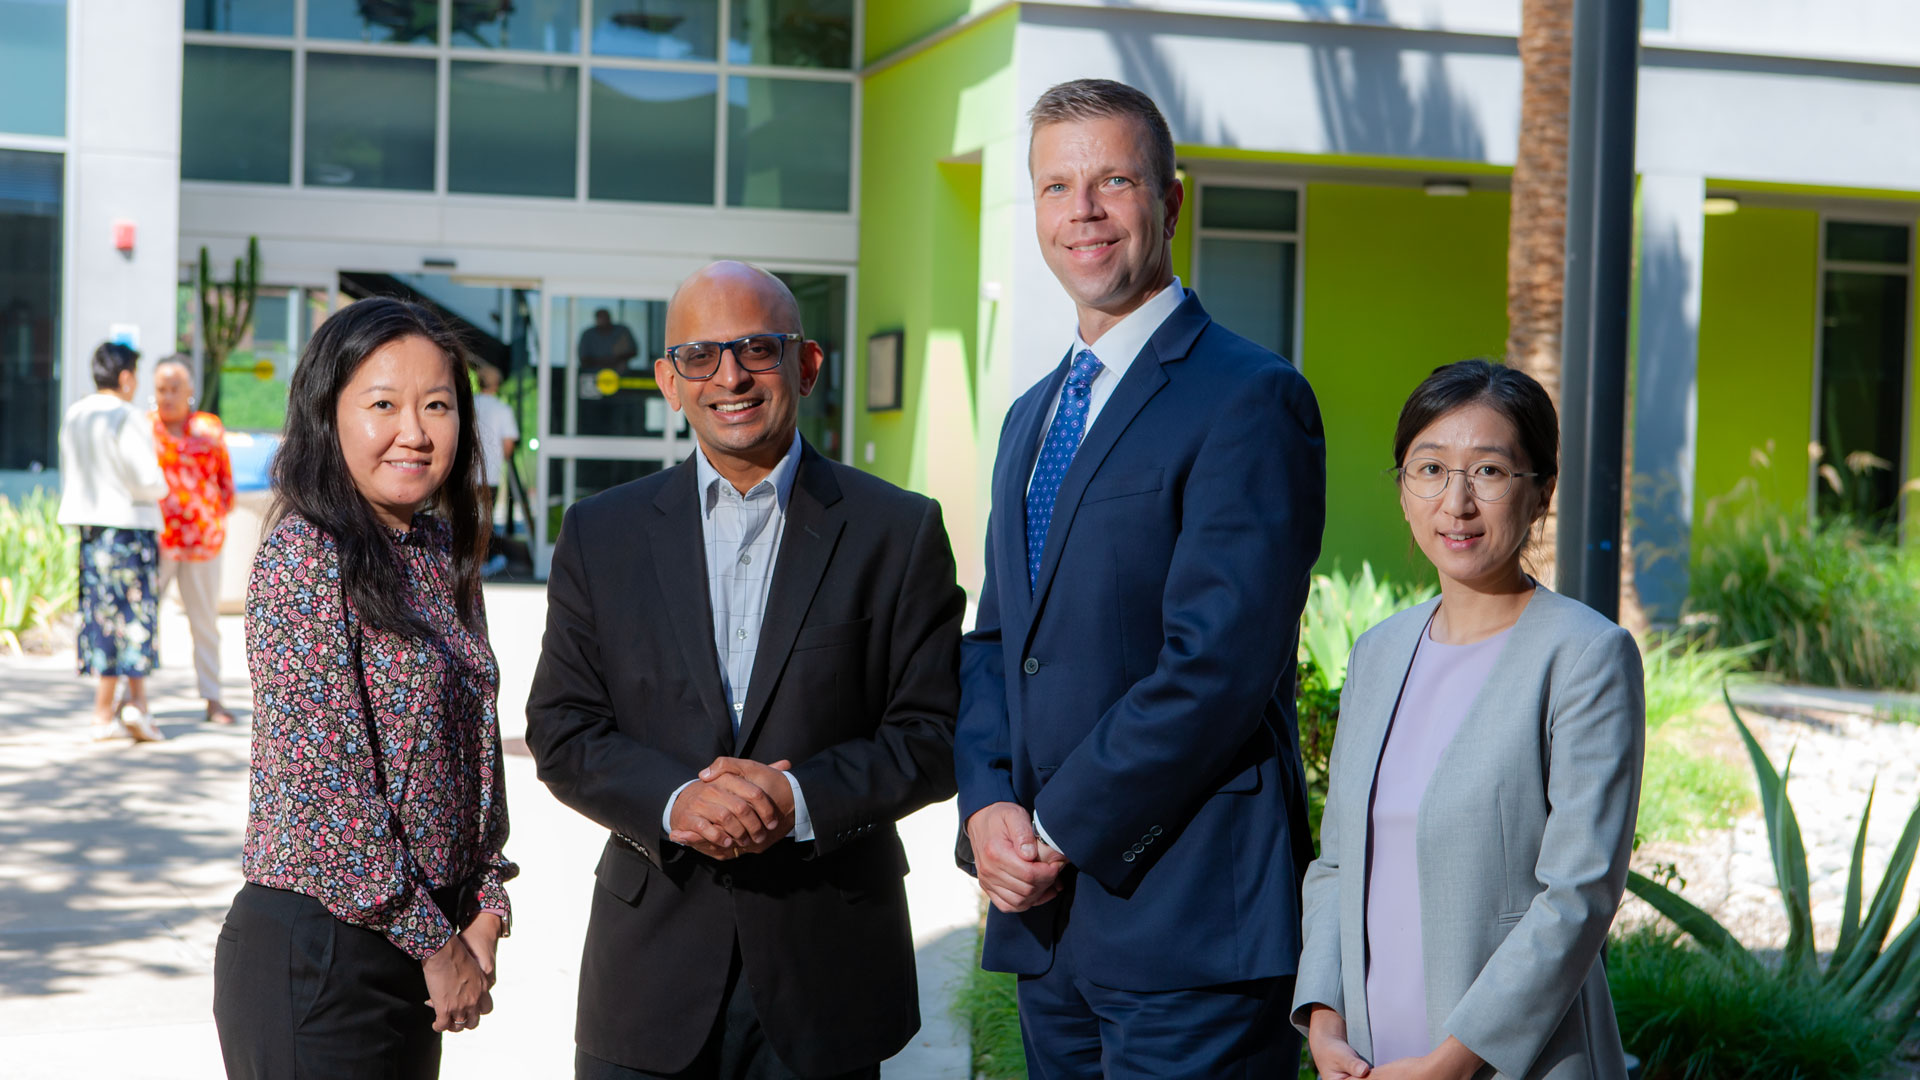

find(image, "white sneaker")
[121,706,165,743]
[90,716,129,742]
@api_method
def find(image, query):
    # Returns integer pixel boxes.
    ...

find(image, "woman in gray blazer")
[1293,360,1645,1080]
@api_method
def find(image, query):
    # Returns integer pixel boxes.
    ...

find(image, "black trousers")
[575,944,881,1080]
[213,883,444,1080]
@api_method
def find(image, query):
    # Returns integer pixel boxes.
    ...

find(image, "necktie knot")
[1067,350,1103,396]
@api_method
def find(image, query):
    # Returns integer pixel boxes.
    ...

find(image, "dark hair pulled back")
[270,297,484,637]
[92,342,139,390]
[1393,358,1559,480]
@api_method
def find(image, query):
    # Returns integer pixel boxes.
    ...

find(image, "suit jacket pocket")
[794,617,872,652]
[1081,468,1164,505]
[595,840,651,905]
[832,830,912,904]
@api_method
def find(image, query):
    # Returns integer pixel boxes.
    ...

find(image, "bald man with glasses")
[528,261,965,1080]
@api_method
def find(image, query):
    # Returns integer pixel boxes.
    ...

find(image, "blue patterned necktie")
[1026,350,1104,591]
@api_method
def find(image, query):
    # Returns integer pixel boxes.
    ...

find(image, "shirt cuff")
[784,770,814,843]
[1032,810,1066,861]
[663,777,699,834]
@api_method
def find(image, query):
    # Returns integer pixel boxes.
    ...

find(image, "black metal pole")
[1555,0,1641,622]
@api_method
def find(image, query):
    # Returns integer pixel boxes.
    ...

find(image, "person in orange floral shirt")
[152,355,237,724]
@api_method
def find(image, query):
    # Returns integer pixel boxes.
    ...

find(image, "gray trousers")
[158,553,222,701]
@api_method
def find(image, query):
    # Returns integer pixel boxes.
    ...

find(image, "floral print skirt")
[77,526,158,677]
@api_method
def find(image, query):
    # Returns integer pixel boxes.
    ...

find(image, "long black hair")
[270,298,485,636]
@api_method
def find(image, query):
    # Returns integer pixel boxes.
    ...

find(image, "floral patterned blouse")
[151,411,235,561]
[243,511,515,961]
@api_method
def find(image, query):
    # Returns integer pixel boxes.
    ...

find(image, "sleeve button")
[1121,851,1136,863]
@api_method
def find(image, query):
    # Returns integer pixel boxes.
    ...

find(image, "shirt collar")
[696,428,803,516]
[1067,277,1185,379]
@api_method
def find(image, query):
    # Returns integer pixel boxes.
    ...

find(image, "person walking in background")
[527,261,964,1080]
[150,354,236,726]
[1294,360,1644,1080]
[213,298,514,1079]
[955,79,1326,1078]
[57,341,168,743]
[470,362,518,577]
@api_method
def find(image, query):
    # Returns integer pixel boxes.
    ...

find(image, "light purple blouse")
[1364,618,1511,1065]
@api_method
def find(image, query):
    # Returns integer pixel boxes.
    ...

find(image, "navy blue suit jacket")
[955,291,1326,992]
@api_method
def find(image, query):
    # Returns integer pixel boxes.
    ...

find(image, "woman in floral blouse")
[151,356,236,725]
[212,297,515,1079]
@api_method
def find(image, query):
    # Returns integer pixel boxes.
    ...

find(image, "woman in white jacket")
[57,342,169,742]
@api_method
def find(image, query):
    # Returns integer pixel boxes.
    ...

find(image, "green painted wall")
[1692,206,1819,533]
[855,8,1017,591]
[1300,182,1512,581]
[864,0,1006,64]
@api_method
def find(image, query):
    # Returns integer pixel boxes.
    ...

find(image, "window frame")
[1190,177,1307,365]
[180,0,861,214]
[1808,211,1917,531]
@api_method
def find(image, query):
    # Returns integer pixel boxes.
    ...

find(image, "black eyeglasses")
[663,333,799,381]
[1394,459,1542,502]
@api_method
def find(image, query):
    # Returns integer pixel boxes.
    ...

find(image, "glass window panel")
[453,0,580,52]
[182,46,293,184]
[1202,186,1298,232]
[548,456,663,535]
[1826,221,1911,266]
[589,69,716,205]
[304,53,436,191]
[308,0,439,43]
[776,272,845,459]
[0,0,67,137]
[0,149,62,471]
[185,0,294,35]
[215,286,298,431]
[1816,269,1911,527]
[1199,237,1296,358]
[729,0,852,69]
[1642,0,1669,31]
[726,77,850,212]
[449,62,578,197]
[557,297,672,437]
[592,0,716,60]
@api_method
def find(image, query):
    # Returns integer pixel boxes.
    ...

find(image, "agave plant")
[1626,690,1920,1036]
[0,491,78,654]
[1298,561,1437,688]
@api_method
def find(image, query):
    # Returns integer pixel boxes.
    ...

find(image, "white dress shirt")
[56,392,167,530]
[1026,279,1185,858]
[662,430,814,843]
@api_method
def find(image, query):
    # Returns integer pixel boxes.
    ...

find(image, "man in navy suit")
[954,79,1327,1078]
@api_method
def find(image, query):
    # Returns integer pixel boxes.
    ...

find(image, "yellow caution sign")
[253,358,275,380]
[595,368,619,396]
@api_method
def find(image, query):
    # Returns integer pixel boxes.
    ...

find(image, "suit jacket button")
[716,872,733,888]
[1023,657,1039,675]
[1122,851,1136,863]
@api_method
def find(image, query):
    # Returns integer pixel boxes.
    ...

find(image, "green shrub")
[1628,693,1920,1047]
[1689,482,1920,690]
[1635,634,1761,843]
[1608,926,1898,1080]
[954,929,1026,1080]
[0,490,78,653]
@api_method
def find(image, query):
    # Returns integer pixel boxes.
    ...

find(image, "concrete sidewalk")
[0,583,979,1079]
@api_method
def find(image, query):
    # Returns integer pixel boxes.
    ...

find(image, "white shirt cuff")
[662,778,699,834]
[1031,810,1064,859]
[784,770,815,842]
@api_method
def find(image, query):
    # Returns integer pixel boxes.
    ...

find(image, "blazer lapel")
[997,360,1065,632]
[649,458,734,745]
[736,444,846,753]
[1027,294,1209,622]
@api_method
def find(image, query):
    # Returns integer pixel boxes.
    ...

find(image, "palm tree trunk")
[1509,0,1574,587]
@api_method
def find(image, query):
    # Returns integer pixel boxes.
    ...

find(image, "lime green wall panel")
[864,0,1007,64]
[1692,206,1818,532]
[1301,182,1511,581]
[856,8,1017,590]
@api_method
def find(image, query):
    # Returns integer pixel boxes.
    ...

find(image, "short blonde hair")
[1029,79,1176,197]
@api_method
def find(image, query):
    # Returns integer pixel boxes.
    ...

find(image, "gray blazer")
[1290,587,1645,1079]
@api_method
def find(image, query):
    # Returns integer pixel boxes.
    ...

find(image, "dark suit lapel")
[997,357,1067,630]
[649,457,734,744]
[736,444,846,753]
[1027,294,1209,621]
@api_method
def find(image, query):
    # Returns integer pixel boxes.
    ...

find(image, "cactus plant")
[196,236,259,418]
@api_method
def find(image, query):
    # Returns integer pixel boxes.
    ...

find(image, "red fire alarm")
[113,221,136,253]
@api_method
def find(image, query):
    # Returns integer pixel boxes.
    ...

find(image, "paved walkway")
[0,584,978,1078]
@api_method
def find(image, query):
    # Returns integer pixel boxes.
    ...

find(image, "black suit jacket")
[526,440,965,1076]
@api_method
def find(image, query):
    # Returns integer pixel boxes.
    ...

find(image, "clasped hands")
[966,801,1070,914]
[423,910,502,1035]
[1307,1005,1483,1080]
[669,757,797,860]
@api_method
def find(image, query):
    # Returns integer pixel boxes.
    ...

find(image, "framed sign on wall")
[866,330,904,412]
